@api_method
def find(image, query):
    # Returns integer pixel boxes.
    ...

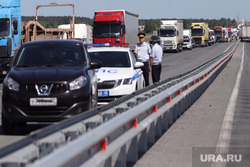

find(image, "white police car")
[88,47,144,104]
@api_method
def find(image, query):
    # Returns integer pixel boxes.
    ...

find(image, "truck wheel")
[2,110,16,135]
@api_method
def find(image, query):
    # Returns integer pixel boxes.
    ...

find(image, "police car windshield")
[0,19,10,37]
[89,51,131,68]
[16,44,85,67]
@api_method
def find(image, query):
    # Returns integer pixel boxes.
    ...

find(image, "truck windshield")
[89,51,131,67]
[93,22,121,38]
[214,31,222,35]
[16,44,85,67]
[0,19,10,37]
[160,30,175,37]
[191,28,203,36]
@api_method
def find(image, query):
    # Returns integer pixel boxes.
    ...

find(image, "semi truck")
[58,24,93,44]
[160,20,183,52]
[191,22,209,47]
[0,0,21,78]
[214,26,224,42]
[223,28,229,42]
[93,10,138,50]
[239,22,250,42]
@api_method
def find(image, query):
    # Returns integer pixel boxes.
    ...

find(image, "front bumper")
[2,87,91,122]
[2,100,90,122]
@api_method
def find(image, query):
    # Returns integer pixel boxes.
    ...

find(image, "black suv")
[1,40,101,134]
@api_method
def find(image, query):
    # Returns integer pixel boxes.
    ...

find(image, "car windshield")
[160,30,176,37]
[15,44,85,67]
[0,19,10,37]
[93,22,121,38]
[89,51,130,67]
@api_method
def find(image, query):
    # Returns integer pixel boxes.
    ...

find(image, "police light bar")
[86,43,129,47]
[86,43,110,47]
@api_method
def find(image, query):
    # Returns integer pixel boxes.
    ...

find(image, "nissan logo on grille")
[39,85,48,93]
[35,84,53,96]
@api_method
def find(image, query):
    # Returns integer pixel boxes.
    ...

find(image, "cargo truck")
[191,22,209,47]
[223,28,229,42]
[160,20,183,52]
[0,0,21,79]
[214,26,224,42]
[239,22,250,42]
[58,24,93,44]
[93,10,138,50]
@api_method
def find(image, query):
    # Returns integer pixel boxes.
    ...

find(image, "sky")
[20,0,249,22]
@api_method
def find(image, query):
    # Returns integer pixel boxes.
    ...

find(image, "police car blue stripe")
[132,71,142,81]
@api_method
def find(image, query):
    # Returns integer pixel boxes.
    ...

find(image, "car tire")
[2,110,16,135]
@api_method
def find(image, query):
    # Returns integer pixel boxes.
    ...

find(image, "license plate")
[98,91,109,97]
[30,98,57,106]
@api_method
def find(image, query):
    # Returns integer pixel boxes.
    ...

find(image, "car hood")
[96,68,132,82]
[8,67,84,84]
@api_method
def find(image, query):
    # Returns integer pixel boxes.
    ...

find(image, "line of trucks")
[0,0,243,78]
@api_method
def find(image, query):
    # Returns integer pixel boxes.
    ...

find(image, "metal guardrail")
[0,40,240,167]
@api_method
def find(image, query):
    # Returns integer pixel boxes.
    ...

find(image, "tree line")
[22,16,237,33]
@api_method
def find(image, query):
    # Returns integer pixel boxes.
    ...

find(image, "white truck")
[58,24,93,44]
[160,20,183,52]
[223,27,229,42]
[239,22,250,42]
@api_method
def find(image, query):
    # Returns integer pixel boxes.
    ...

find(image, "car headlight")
[4,77,19,91]
[123,78,132,85]
[69,76,87,90]
[114,79,122,87]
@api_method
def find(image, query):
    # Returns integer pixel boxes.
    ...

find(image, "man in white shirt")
[134,32,151,86]
[150,36,163,84]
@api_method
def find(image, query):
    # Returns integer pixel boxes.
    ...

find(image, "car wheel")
[2,110,16,135]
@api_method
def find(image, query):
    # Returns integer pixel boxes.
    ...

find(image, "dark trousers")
[141,61,149,86]
[152,64,162,84]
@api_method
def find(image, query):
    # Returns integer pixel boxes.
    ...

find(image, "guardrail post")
[137,129,147,153]
[155,117,162,137]
[147,122,156,144]
[112,145,126,167]
[126,137,138,163]
[168,107,174,127]
[161,112,168,131]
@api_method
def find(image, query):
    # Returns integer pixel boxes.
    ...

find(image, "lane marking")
[212,43,245,167]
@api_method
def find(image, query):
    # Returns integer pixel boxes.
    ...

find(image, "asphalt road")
[134,42,250,167]
[0,42,233,153]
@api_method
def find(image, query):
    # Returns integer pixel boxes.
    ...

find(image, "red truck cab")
[214,26,224,42]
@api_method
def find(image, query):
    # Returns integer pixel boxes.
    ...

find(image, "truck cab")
[0,0,21,78]
[214,26,224,42]
[93,10,138,50]
[191,23,209,47]
[160,20,183,52]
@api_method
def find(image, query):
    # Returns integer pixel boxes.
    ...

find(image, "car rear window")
[15,44,85,67]
[89,51,131,67]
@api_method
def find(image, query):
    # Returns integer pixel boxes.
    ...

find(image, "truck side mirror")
[13,20,18,35]
[122,25,126,35]
[7,38,12,56]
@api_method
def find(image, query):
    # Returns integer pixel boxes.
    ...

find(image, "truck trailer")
[191,22,209,47]
[93,10,138,50]
[0,0,21,78]
[160,20,183,52]
[239,22,250,42]
[58,24,93,44]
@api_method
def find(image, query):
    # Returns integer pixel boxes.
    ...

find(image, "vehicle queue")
[0,6,239,134]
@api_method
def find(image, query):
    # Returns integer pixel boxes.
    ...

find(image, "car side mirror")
[1,61,11,72]
[90,60,102,69]
[134,62,144,69]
